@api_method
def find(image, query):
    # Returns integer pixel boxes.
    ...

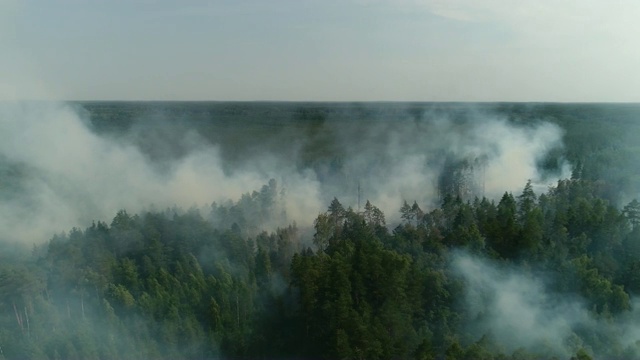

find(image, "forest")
[1,102,640,359]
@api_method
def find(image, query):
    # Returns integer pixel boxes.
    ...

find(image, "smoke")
[0,101,569,244]
[451,251,640,358]
[458,118,570,194]
[318,107,570,219]
[0,101,321,243]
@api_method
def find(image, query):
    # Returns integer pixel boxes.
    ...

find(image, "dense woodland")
[0,177,637,359]
[2,103,640,359]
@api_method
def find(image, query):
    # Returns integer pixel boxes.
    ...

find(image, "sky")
[1,0,640,101]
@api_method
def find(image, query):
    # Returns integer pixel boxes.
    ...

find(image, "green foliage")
[0,176,638,359]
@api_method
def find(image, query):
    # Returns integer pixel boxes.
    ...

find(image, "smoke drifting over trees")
[452,252,634,358]
[0,101,568,243]
[1,101,640,359]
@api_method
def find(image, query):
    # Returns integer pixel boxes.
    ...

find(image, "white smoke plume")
[0,101,321,243]
[327,108,570,219]
[452,251,640,358]
[0,101,569,244]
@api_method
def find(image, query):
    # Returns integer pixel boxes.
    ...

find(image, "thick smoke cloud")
[0,101,321,243]
[323,109,570,219]
[452,251,640,358]
[0,101,569,244]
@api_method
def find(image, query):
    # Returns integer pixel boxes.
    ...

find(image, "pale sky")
[2,0,640,101]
